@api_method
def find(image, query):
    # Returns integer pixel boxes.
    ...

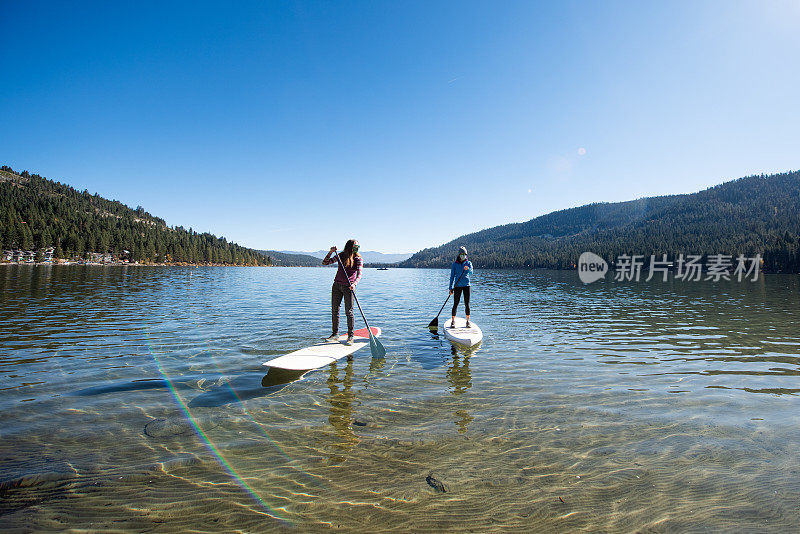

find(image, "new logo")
[578,252,608,284]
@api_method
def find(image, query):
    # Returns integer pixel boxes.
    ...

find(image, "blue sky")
[2,1,798,253]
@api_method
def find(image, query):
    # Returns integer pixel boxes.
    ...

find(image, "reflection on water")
[1,265,800,531]
[447,347,474,433]
[327,360,358,456]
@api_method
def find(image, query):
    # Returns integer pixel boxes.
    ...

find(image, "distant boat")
[377,267,389,270]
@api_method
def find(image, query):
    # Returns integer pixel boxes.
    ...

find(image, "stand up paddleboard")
[263,327,382,371]
[442,317,482,347]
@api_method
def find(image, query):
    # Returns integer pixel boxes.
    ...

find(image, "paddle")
[334,252,386,359]
[428,267,467,329]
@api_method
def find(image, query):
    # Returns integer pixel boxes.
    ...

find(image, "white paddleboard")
[263,327,381,371]
[442,317,483,347]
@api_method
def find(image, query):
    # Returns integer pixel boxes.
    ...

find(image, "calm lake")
[1,265,799,532]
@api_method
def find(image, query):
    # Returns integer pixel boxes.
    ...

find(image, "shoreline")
[0,262,270,267]
[2,262,795,274]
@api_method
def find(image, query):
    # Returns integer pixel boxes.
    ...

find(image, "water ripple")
[1,266,799,531]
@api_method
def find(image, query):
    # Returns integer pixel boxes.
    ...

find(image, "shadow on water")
[71,372,300,408]
[72,377,193,396]
[188,371,299,408]
[406,329,450,370]
[262,367,309,387]
[143,370,308,439]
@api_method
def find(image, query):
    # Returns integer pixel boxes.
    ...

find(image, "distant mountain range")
[400,170,800,273]
[6,163,797,273]
[281,250,413,264]
[255,249,412,267]
[255,250,321,267]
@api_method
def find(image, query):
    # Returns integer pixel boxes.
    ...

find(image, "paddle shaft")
[334,252,374,334]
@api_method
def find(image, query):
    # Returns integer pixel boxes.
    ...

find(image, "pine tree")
[99,231,110,253]
[21,224,33,250]
[41,228,52,248]
[7,224,18,249]
[145,242,156,263]
[0,166,273,267]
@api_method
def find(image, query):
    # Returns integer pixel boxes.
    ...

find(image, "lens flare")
[145,331,291,525]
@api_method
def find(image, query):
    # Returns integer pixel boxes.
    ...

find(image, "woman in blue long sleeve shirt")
[449,246,473,328]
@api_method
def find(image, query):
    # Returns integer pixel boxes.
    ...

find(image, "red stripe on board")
[353,327,381,338]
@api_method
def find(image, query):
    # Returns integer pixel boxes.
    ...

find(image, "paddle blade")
[428,316,439,329]
[369,334,386,359]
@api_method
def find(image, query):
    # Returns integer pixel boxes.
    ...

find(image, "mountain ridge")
[281,250,413,263]
[255,250,321,267]
[400,170,800,273]
[1,166,270,265]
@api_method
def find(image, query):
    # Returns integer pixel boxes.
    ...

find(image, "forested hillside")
[401,171,800,273]
[256,250,322,267]
[0,166,271,265]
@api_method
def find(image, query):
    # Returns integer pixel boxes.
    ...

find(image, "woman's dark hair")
[455,250,467,263]
[341,239,360,268]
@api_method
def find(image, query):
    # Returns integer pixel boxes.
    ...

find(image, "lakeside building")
[2,250,36,263]
[2,247,64,264]
[86,250,131,264]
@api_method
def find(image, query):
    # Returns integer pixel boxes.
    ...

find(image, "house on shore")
[2,247,56,263]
